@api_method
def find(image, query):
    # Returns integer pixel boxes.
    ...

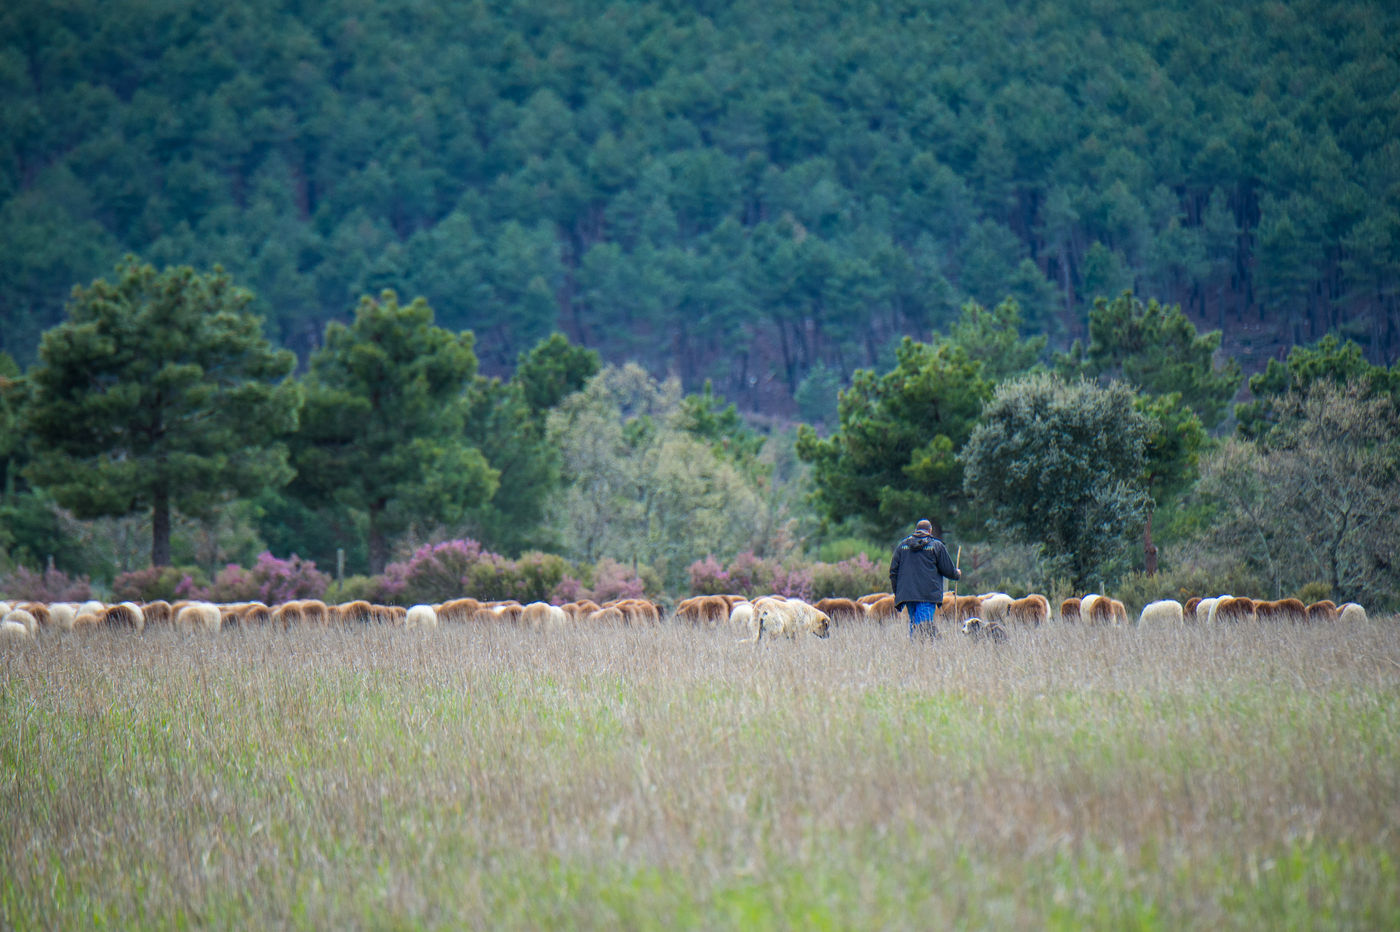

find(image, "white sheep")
[404,604,439,629]
[48,603,78,630]
[2,608,38,637]
[978,593,1014,623]
[175,602,221,632]
[79,599,105,616]
[729,601,754,629]
[1205,595,1233,625]
[1338,602,1368,624]
[0,619,32,642]
[1138,599,1184,626]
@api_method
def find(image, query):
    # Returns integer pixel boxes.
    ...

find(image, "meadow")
[3,616,1398,930]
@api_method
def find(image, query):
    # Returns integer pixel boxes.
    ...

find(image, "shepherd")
[889,518,961,640]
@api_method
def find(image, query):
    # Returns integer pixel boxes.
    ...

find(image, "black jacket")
[889,532,960,609]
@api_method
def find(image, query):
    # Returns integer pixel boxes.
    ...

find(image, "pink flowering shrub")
[549,575,589,604]
[1,565,92,603]
[589,558,648,603]
[379,539,516,604]
[112,566,206,602]
[204,552,329,604]
[688,555,730,594]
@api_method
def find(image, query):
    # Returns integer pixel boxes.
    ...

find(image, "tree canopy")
[287,290,497,573]
[2,0,1397,413]
[961,374,1152,591]
[21,260,299,565]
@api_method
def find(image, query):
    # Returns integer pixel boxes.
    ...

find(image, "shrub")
[589,558,649,603]
[549,575,589,604]
[725,551,776,595]
[380,539,504,604]
[111,566,207,602]
[0,565,92,603]
[809,553,887,600]
[511,551,571,603]
[688,555,731,595]
[1295,581,1332,605]
[241,552,330,604]
[768,564,813,600]
[325,575,381,605]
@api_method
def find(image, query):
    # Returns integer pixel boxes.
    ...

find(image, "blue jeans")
[906,601,939,638]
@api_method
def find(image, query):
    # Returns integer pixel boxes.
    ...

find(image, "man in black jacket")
[889,519,961,639]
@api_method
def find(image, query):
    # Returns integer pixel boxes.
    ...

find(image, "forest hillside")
[3,0,1397,415]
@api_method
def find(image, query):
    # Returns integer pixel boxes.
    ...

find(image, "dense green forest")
[2,0,1398,415]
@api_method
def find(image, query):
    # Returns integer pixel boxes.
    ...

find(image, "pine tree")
[23,259,299,566]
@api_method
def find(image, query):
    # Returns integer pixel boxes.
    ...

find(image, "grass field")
[3,616,1398,930]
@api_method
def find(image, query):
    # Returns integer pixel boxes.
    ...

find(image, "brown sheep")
[437,598,483,624]
[101,602,144,632]
[18,602,53,629]
[273,601,306,629]
[813,597,865,626]
[1183,597,1203,618]
[1059,597,1081,623]
[1005,594,1051,626]
[1080,594,1116,625]
[856,592,892,606]
[299,600,330,626]
[558,600,599,623]
[864,595,899,624]
[140,600,174,627]
[1305,600,1339,623]
[1110,599,1128,625]
[673,595,730,626]
[613,598,661,626]
[588,606,627,625]
[489,602,524,624]
[1254,598,1308,623]
[1214,596,1257,623]
[334,600,372,624]
[520,601,556,628]
[940,593,984,625]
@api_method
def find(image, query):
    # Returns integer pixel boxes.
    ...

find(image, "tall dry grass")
[2,616,1398,929]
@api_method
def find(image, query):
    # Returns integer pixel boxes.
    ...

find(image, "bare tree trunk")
[152,488,171,568]
[368,503,389,575]
[1143,510,1159,577]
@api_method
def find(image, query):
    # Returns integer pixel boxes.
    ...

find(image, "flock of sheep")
[0,589,1369,647]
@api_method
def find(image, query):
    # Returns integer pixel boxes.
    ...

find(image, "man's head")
[915,519,933,535]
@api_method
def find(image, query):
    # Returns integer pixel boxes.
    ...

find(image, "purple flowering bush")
[1,565,93,603]
[588,558,648,603]
[205,552,330,604]
[111,566,207,602]
[379,539,514,604]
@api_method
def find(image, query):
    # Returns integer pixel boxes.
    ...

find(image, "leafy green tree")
[961,374,1152,591]
[512,331,601,416]
[22,259,299,566]
[796,337,992,539]
[289,291,498,573]
[1236,334,1399,438]
[676,380,764,466]
[942,298,1046,383]
[546,364,770,589]
[1062,291,1242,429]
